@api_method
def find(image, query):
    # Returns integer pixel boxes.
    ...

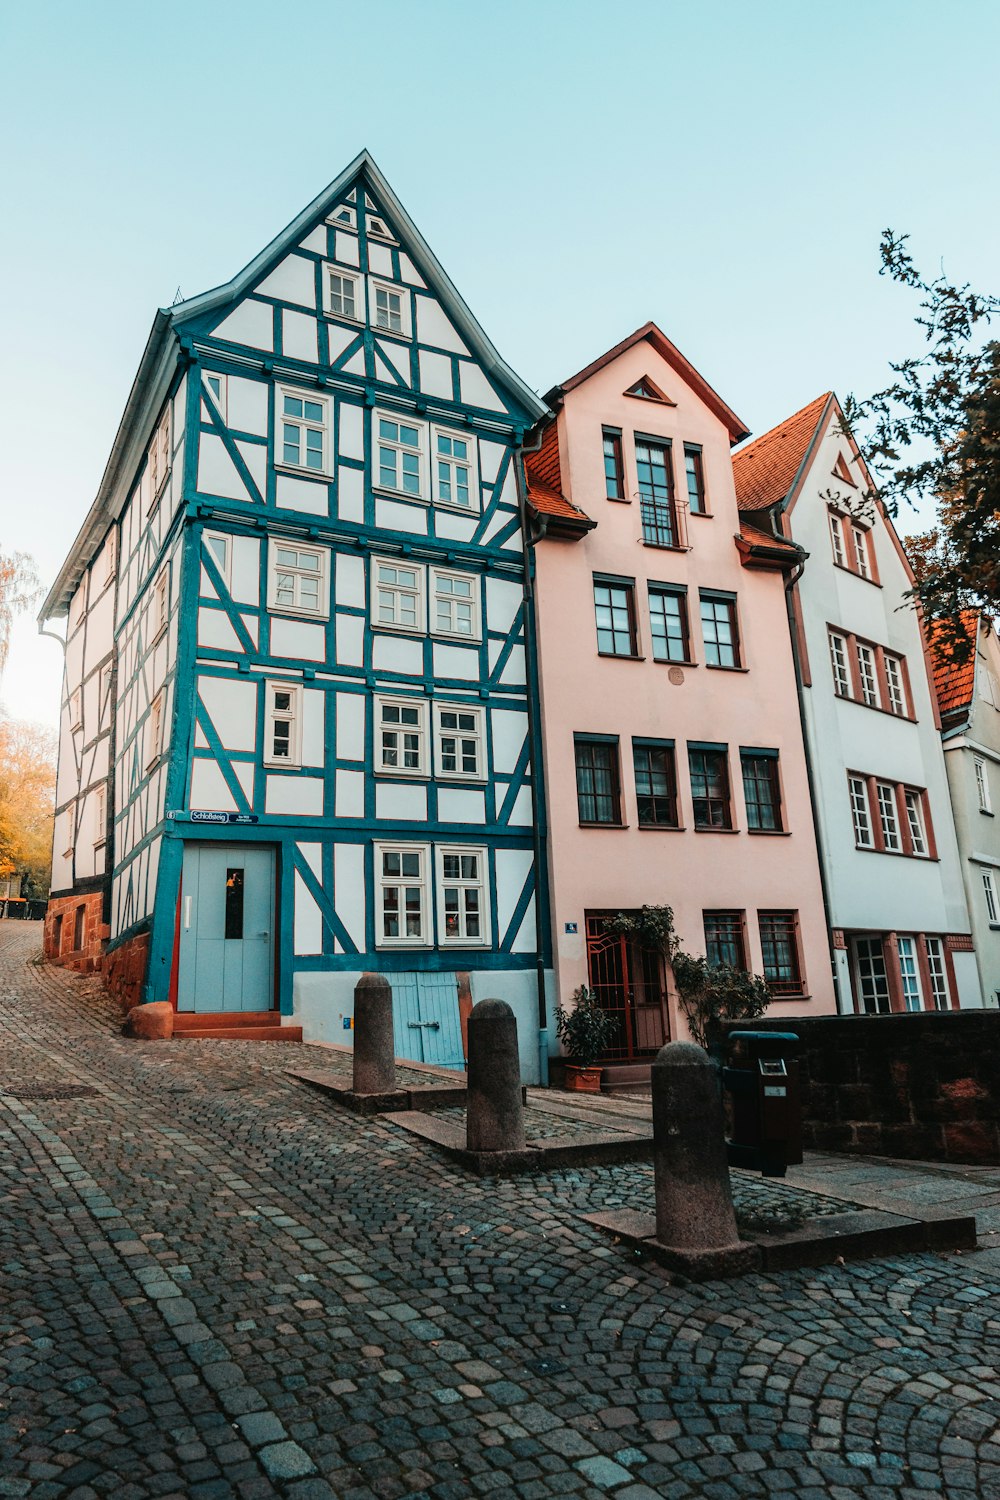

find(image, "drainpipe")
[783,553,842,1012]
[513,419,552,1086]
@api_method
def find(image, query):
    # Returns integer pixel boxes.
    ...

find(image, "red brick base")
[43,892,108,973]
[103,931,152,1015]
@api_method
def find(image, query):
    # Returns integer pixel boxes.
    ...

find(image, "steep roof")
[547,322,750,445]
[732,393,833,512]
[523,422,595,534]
[927,610,980,717]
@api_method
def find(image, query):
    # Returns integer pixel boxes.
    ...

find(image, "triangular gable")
[169,149,545,424]
[623,375,675,405]
[832,451,856,487]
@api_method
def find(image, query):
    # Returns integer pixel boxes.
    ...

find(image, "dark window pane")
[685,446,706,513]
[594,581,636,656]
[635,440,676,547]
[701,596,739,668]
[575,739,620,824]
[689,749,731,829]
[759,911,802,995]
[704,911,746,969]
[603,431,625,500]
[634,744,678,826]
[649,589,689,663]
[225,868,245,939]
[741,752,781,830]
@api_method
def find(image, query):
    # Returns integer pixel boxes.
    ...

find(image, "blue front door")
[178,844,276,1013]
[391,972,464,1069]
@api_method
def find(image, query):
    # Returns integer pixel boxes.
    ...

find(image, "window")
[204,371,227,418]
[433,428,477,512]
[603,429,625,500]
[148,692,164,768]
[976,758,992,813]
[104,530,117,584]
[148,409,170,503]
[434,703,485,781]
[575,736,622,825]
[984,870,999,923]
[265,682,301,766]
[648,587,690,664]
[372,558,423,632]
[849,775,873,847]
[153,569,169,639]
[431,568,480,640]
[100,664,113,707]
[324,266,359,320]
[758,912,803,996]
[437,847,489,945]
[94,785,106,847]
[876,781,901,851]
[853,936,891,1014]
[376,413,425,498]
[367,214,394,242]
[225,869,245,939]
[279,388,329,474]
[852,524,872,579]
[689,746,732,829]
[684,445,707,514]
[594,579,638,657]
[924,937,950,1010]
[829,511,846,567]
[328,204,357,230]
[635,439,677,547]
[73,904,85,952]
[741,750,782,831]
[904,789,928,856]
[829,630,851,697]
[633,741,678,828]
[884,653,907,716]
[70,688,82,729]
[856,642,879,706]
[376,845,430,946]
[896,935,923,1011]
[376,696,427,776]
[204,532,231,586]
[700,593,740,669]
[371,280,407,336]
[63,805,76,858]
[268,543,329,618]
[704,911,746,970]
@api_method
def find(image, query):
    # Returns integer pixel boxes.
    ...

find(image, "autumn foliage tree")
[0,719,57,898]
[0,549,42,675]
[844,232,1000,661]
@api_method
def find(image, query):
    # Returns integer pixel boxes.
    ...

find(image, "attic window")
[327,205,357,231]
[832,452,857,487]
[367,214,395,243]
[624,376,675,405]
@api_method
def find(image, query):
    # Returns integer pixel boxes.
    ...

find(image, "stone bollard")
[352,972,395,1095]
[467,999,525,1153]
[652,1040,742,1254]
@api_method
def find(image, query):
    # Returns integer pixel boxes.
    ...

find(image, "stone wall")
[719,1012,1000,1165]
[43,892,107,972]
[102,931,152,1015]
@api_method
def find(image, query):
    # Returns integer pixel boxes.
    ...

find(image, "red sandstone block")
[125,1002,174,1040]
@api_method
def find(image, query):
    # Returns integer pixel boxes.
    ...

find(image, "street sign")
[189,811,260,825]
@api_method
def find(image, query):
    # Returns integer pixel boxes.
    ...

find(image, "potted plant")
[555,986,613,1092]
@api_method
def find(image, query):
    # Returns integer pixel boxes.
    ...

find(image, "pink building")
[526,324,837,1084]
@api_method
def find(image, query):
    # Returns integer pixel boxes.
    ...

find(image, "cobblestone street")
[3,923,1000,1500]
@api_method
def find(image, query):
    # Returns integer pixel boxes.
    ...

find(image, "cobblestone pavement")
[3,923,1000,1500]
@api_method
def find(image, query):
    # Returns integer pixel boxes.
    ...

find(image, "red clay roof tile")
[524,422,594,527]
[732,393,832,511]
[927,610,980,715]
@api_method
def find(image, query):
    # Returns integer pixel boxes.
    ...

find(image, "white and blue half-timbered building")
[40,152,554,1081]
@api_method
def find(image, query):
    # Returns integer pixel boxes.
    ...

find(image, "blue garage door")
[391,972,464,1069]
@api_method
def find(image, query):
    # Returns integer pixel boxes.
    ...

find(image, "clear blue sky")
[2,0,998,727]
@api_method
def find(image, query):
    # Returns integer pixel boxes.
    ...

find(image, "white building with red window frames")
[524,325,836,1086]
[733,393,983,1014]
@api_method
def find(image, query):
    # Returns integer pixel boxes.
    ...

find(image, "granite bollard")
[652,1040,743,1256]
[467,998,525,1153]
[352,972,395,1095]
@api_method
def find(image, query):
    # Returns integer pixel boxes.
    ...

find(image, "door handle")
[408,1020,440,1030]
[258,932,269,939]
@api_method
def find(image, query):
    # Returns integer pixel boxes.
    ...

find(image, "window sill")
[578,822,629,830]
[833,560,881,588]
[597,652,645,662]
[705,664,749,673]
[688,509,712,519]
[436,775,488,787]
[322,311,364,327]
[433,501,482,519]
[371,621,424,637]
[747,828,791,836]
[834,690,916,724]
[980,809,995,818]
[854,845,940,862]
[268,606,331,623]
[375,943,433,951]
[373,485,429,506]
[375,770,429,781]
[768,991,811,1002]
[652,657,697,669]
[264,761,304,771]
[641,542,691,553]
[637,823,685,832]
[274,463,333,483]
[693,825,738,834]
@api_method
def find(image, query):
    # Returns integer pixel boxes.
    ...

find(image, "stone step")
[174,1010,280,1030]
[177,1024,303,1042]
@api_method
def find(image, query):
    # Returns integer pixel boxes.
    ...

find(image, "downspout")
[513,420,552,1086]
[782,551,843,1012]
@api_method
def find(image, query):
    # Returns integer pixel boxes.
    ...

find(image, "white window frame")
[371,556,425,634]
[366,213,396,243]
[373,409,428,500]
[276,385,332,477]
[430,566,481,642]
[152,568,169,641]
[204,532,232,588]
[856,642,879,707]
[876,781,901,851]
[263,680,302,767]
[93,784,106,848]
[69,688,82,730]
[147,692,165,770]
[829,511,846,568]
[148,408,171,506]
[103,530,117,586]
[924,937,950,1010]
[431,425,479,514]
[375,695,429,778]
[884,653,907,716]
[828,630,851,697]
[326,204,357,231]
[100,664,113,710]
[322,263,362,322]
[434,702,487,782]
[368,277,410,338]
[203,371,228,420]
[267,542,330,620]
[975,757,992,813]
[375,842,431,948]
[904,788,928,856]
[896,935,923,1011]
[849,775,873,848]
[63,803,76,858]
[852,523,872,579]
[436,845,491,947]
[984,870,999,924]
